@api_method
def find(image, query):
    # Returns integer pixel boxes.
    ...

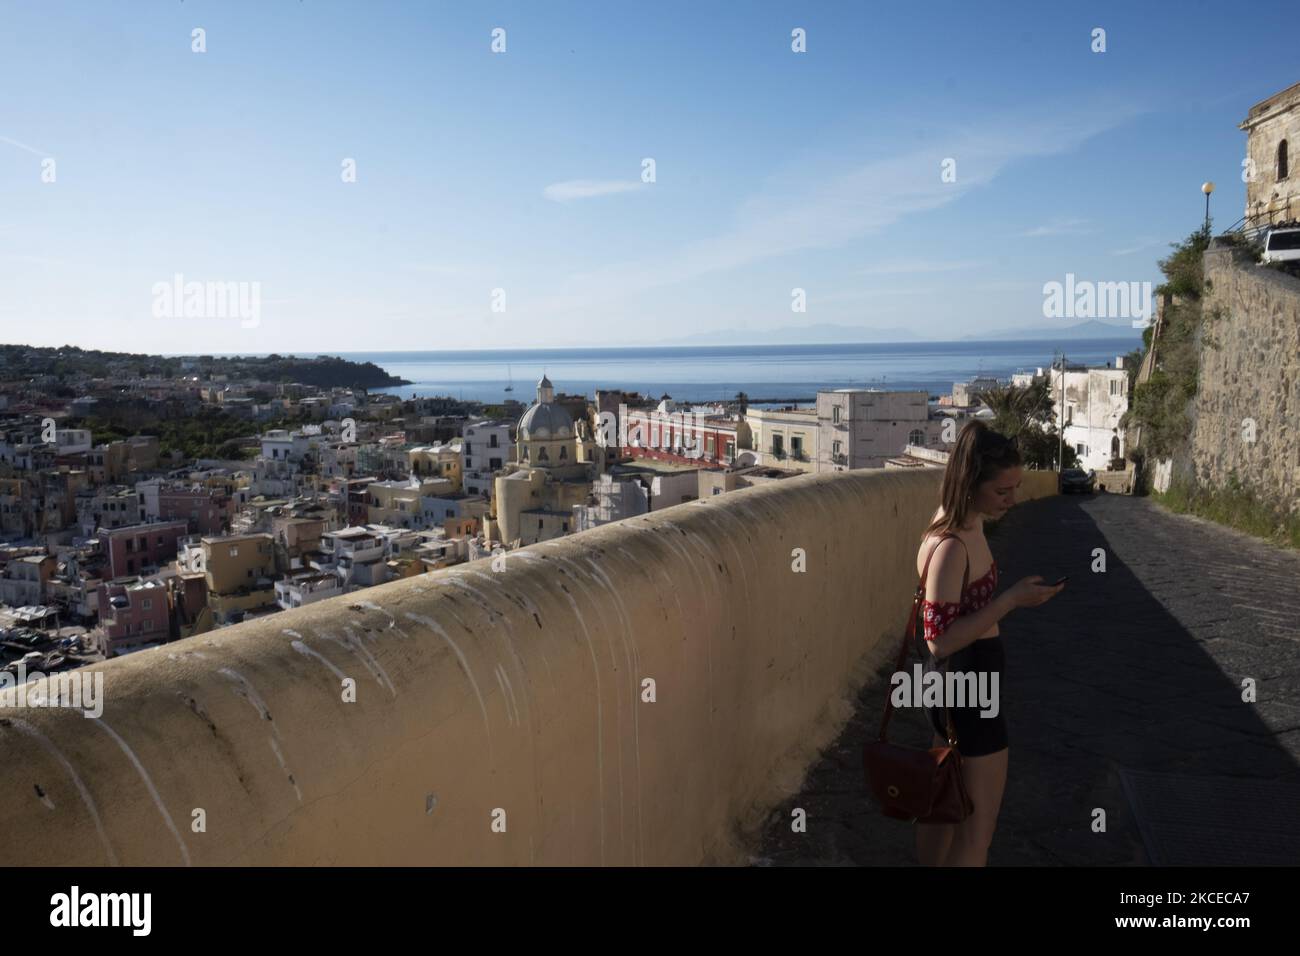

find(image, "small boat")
[504,364,514,393]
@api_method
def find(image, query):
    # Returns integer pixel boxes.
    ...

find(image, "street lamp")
[1202,181,1215,233]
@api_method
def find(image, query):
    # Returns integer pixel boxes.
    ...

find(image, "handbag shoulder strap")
[876,530,970,742]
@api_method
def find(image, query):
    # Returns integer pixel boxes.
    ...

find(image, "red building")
[622,407,751,468]
[99,520,189,579]
[159,487,228,535]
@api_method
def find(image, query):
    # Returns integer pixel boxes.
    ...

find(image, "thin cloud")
[1017,218,1091,237]
[530,102,1141,314]
[0,135,48,157]
[543,179,647,202]
[858,258,986,275]
[1110,237,1162,255]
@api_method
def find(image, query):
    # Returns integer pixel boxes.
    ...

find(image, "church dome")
[518,402,574,441]
[518,374,573,441]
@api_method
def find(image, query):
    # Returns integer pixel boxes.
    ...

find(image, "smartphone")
[1051,575,1068,586]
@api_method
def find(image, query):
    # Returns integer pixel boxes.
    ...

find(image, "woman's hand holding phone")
[1008,574,1066,608]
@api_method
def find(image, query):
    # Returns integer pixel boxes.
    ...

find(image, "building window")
[725,440,735,461]
[489,434,499,448]
[832,406,842,424]
[230,546,239,557]
[1076,443,1087,455]
[538,447,549,462]
[142,598,152,610]
[1279,139,1290,181]
[559,446,568,460]
[772,434,784,457]
[908,429,924,446]
[712,487,722,496]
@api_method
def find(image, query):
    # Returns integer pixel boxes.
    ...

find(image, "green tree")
[979,380,1075,470]
[1124,226,1212,460]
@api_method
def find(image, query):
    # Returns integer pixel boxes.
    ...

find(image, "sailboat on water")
[504,364,514,393]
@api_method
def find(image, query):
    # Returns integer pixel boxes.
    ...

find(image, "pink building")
[96,578,170,656]
[99,520,189,579]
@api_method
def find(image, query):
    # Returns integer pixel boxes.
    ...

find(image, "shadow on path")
[752,492,1300,865]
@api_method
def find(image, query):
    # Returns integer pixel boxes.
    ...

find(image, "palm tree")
[979,381,1074,470]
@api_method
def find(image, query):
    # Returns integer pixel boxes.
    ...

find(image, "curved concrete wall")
[0,467,1055,865]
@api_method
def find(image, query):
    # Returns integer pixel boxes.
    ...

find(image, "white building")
[1048,356,1130,471]
[259,429,314,463]
[54,428,93,455]
[572,461,702,532]
[275,571,342,610]
[462,419,515,502]
[314,527,388,590]
[816,389,944,471]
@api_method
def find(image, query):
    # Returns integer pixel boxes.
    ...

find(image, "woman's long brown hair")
[923,420,1022,537]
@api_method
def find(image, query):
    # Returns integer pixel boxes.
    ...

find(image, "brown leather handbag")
[863,532,974,824]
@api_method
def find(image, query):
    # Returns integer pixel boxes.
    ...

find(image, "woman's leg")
[945,747,1008,866]
[915,732,958,865]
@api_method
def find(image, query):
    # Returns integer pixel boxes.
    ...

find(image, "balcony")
[9,466,1299,866]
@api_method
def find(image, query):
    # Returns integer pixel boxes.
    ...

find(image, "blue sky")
[1,0,1295,353]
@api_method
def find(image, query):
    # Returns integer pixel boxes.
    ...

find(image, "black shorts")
[922,635,1008,757]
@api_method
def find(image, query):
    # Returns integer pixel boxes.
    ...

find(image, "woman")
[913,420,1063,866]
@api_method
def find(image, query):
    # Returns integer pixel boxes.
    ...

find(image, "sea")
[344,338,1141,406]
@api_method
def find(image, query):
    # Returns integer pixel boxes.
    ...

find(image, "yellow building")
[408,443,463,488]
[746,406,820,472]
[492,376,596,548]
[202,532,280,623]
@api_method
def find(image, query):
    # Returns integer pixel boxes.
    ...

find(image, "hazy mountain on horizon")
[658,323,926,346]
[962,319,1144,341]
[653,319,1141,347]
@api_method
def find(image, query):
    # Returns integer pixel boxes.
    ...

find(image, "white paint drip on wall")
[330,625,397,696]
[582,553,644,865]
[496,662,521,727]
[217,667,304,805]
[494,665,517,726]
[402,612,493,745]
[5,718,120,865]
[548,557,607,866]
[91,717,192,866]
[269,737,303,802]
[290,640,349,683]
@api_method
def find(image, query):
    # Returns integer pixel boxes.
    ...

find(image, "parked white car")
[1261,226,1300,264]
